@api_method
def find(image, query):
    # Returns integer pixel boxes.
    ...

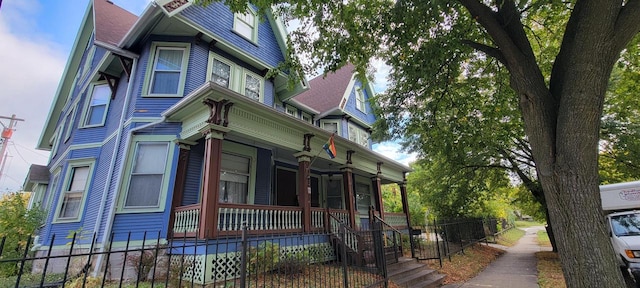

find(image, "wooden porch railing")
[172,203,355,238]
[172,204,200,237]
[383,212,409,229]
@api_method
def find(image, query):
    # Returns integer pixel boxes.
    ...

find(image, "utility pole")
[0,114,25,180]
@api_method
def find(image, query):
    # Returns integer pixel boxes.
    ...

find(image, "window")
[144,42,190,97]
[348,123,370,147]
[211,58,232,88]
[42,169,60,213]
[244,72,262,101]
[326,176,343,209]
[124,142,169,208]
[301,112,313,124]
[234,9,257,42]
[82,83,110,127]
[220,153,250,204]
[49,128,62,159]
[64,105,77,141]
[355,181,371,212]
[355,87,366,112]
[285,106,297,117]
[321,120,340,134]
[55,161,93,222]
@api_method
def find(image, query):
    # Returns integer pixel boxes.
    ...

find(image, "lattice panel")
[169,254,207,285]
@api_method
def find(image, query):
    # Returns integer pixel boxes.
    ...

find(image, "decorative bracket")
[346,150,355,165]
[195,32,204,45]
[117,56,133,80]
[209,39,217,51]
[303,133,315,152]
[376,161,383,175]
[203,99,233,127]
[98,72,120,99]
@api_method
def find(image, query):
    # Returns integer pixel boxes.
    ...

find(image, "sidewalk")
[443,226,551,288]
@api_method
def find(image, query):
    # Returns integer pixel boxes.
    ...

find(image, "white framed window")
[348,123,370,147]
[301,112,313,124]
[54,160,94,223]
[64,105,77,142]
[206,52,264,103]
[42,168,61,213]
[285,106,297,117]
[81,83,110,127]
[49,127,62,160]
[144,42,190,97]
[233,9,258,42]
[243,71,263,102]
[122,141,170,210]
[321,120,340,135]
[355,87,366,112]
[211,58,233,88]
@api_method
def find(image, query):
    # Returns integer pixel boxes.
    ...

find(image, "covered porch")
[163,83,412,239]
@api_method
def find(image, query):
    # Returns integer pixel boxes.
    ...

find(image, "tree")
[211,1,639,286]
[381,184,426,227]
[0,192,45,276]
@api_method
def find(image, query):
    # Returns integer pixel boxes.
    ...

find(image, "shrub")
[248,241,280,274]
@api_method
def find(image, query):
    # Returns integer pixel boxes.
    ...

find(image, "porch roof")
[162,82,411,183]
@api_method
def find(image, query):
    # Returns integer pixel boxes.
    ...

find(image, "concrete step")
[388,257,445,288]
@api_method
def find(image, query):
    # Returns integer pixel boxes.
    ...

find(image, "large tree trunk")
[460,1,640,286]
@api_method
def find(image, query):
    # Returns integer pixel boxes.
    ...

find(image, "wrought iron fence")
[0,224,396,288]
[410,218,514,266]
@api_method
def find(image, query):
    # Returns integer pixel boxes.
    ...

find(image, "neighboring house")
[32,0,412,283]
[23,164,50,209]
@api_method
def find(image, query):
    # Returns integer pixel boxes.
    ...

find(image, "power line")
[11,141,49,159]
[9,142,29,165]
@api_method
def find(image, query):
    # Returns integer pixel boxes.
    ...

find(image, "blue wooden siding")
[111,213,165,242]
[183,139,205,205]
[180,3,285,68]
[343,81,376,126]
[80,137,116,234]
[254,147,272,205]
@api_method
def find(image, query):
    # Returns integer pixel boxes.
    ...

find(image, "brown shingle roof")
[293,64,355,114]
[22,164,50,191]
[94,0,138,46]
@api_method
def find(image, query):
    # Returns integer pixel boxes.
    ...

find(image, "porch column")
[399,173,411,229]
[342,166,357,228]
[371,176,384,220]
[199,125,229,239]
[294,151,313,232]
[168,141,192,237]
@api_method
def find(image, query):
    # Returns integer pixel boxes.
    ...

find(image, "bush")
[248,241,280,274]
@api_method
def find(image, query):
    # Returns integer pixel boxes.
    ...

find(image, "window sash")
[219,153,250,204]
[235,11,255,40]
[85,84,110,126]
[244,74,261,101]
[57,166,90,220]
[356,89,366,111]
[150,47,185,95]
[211,59,232,88]
[124,142,169,208]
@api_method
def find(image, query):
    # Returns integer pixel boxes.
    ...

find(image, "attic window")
[355,87,366,112]
[234,9,257,42]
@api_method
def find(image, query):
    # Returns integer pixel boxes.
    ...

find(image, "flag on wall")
[322,134,337,159]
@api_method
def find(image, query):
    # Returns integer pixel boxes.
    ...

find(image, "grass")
[537,230,552,247]
[536,251,566,288]
[496,228,526,246]
[515,220,546,228]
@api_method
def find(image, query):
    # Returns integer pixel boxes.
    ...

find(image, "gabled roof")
[94,0,138,46]
[293,64,355,114]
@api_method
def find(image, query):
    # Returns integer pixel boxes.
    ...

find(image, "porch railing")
[218,204,303,234]
[173,204,200,235]
[383,212,408,229]
[172,204,354,237]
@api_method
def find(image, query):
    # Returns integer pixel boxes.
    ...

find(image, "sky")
[0,0,415,193]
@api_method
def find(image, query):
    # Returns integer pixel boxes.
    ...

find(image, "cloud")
[373,141,417,167]
[0,2,67,193]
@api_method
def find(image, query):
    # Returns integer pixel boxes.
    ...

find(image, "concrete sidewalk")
[443,226,551,288]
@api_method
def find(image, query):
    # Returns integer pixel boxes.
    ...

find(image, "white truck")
[601,180,640,283]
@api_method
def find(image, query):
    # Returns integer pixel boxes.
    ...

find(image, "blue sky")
[0,0,414,193]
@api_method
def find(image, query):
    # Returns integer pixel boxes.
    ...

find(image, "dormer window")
[234,9,258,43]
[143,42,191,97]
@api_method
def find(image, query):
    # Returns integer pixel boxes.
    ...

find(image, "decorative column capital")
[203,98,234,127]
[346,150,355,165]
[376,162,383,175]
[173,139,197,150]
[199,124,230,140]
[303,133,315,152]
[293,151,314,163]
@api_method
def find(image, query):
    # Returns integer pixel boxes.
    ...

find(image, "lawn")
[536,251,566,288]
[496,228,525,246]
[515,220,546,228]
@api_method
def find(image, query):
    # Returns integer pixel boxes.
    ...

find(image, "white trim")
[80,81,111,128]
[233,7,258,44]
[52,159,96,223]
[348,122,370,147]
[320,119,341,135]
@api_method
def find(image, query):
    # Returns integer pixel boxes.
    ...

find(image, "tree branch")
[461,40,507,66]
[613,0,640,51]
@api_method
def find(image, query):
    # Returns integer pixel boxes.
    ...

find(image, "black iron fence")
[0,224,399,288]
[410,218,514,266]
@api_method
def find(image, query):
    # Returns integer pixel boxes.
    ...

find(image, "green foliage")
[381,184,426,226]
[276,250,313,276]
[248,241,281,274]
[0,192,45,277]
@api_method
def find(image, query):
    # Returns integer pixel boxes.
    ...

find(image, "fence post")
[239,224,248,288]
[14,235,32,288]
[434,219,442,267]
[340,224,349,288]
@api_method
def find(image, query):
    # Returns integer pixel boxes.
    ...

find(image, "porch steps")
[387,257,445,288]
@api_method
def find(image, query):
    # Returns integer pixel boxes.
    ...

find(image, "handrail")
[374,215,403,235]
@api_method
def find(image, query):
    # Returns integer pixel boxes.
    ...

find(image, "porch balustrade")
[383,212,408,229]
[171,202,379,239]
